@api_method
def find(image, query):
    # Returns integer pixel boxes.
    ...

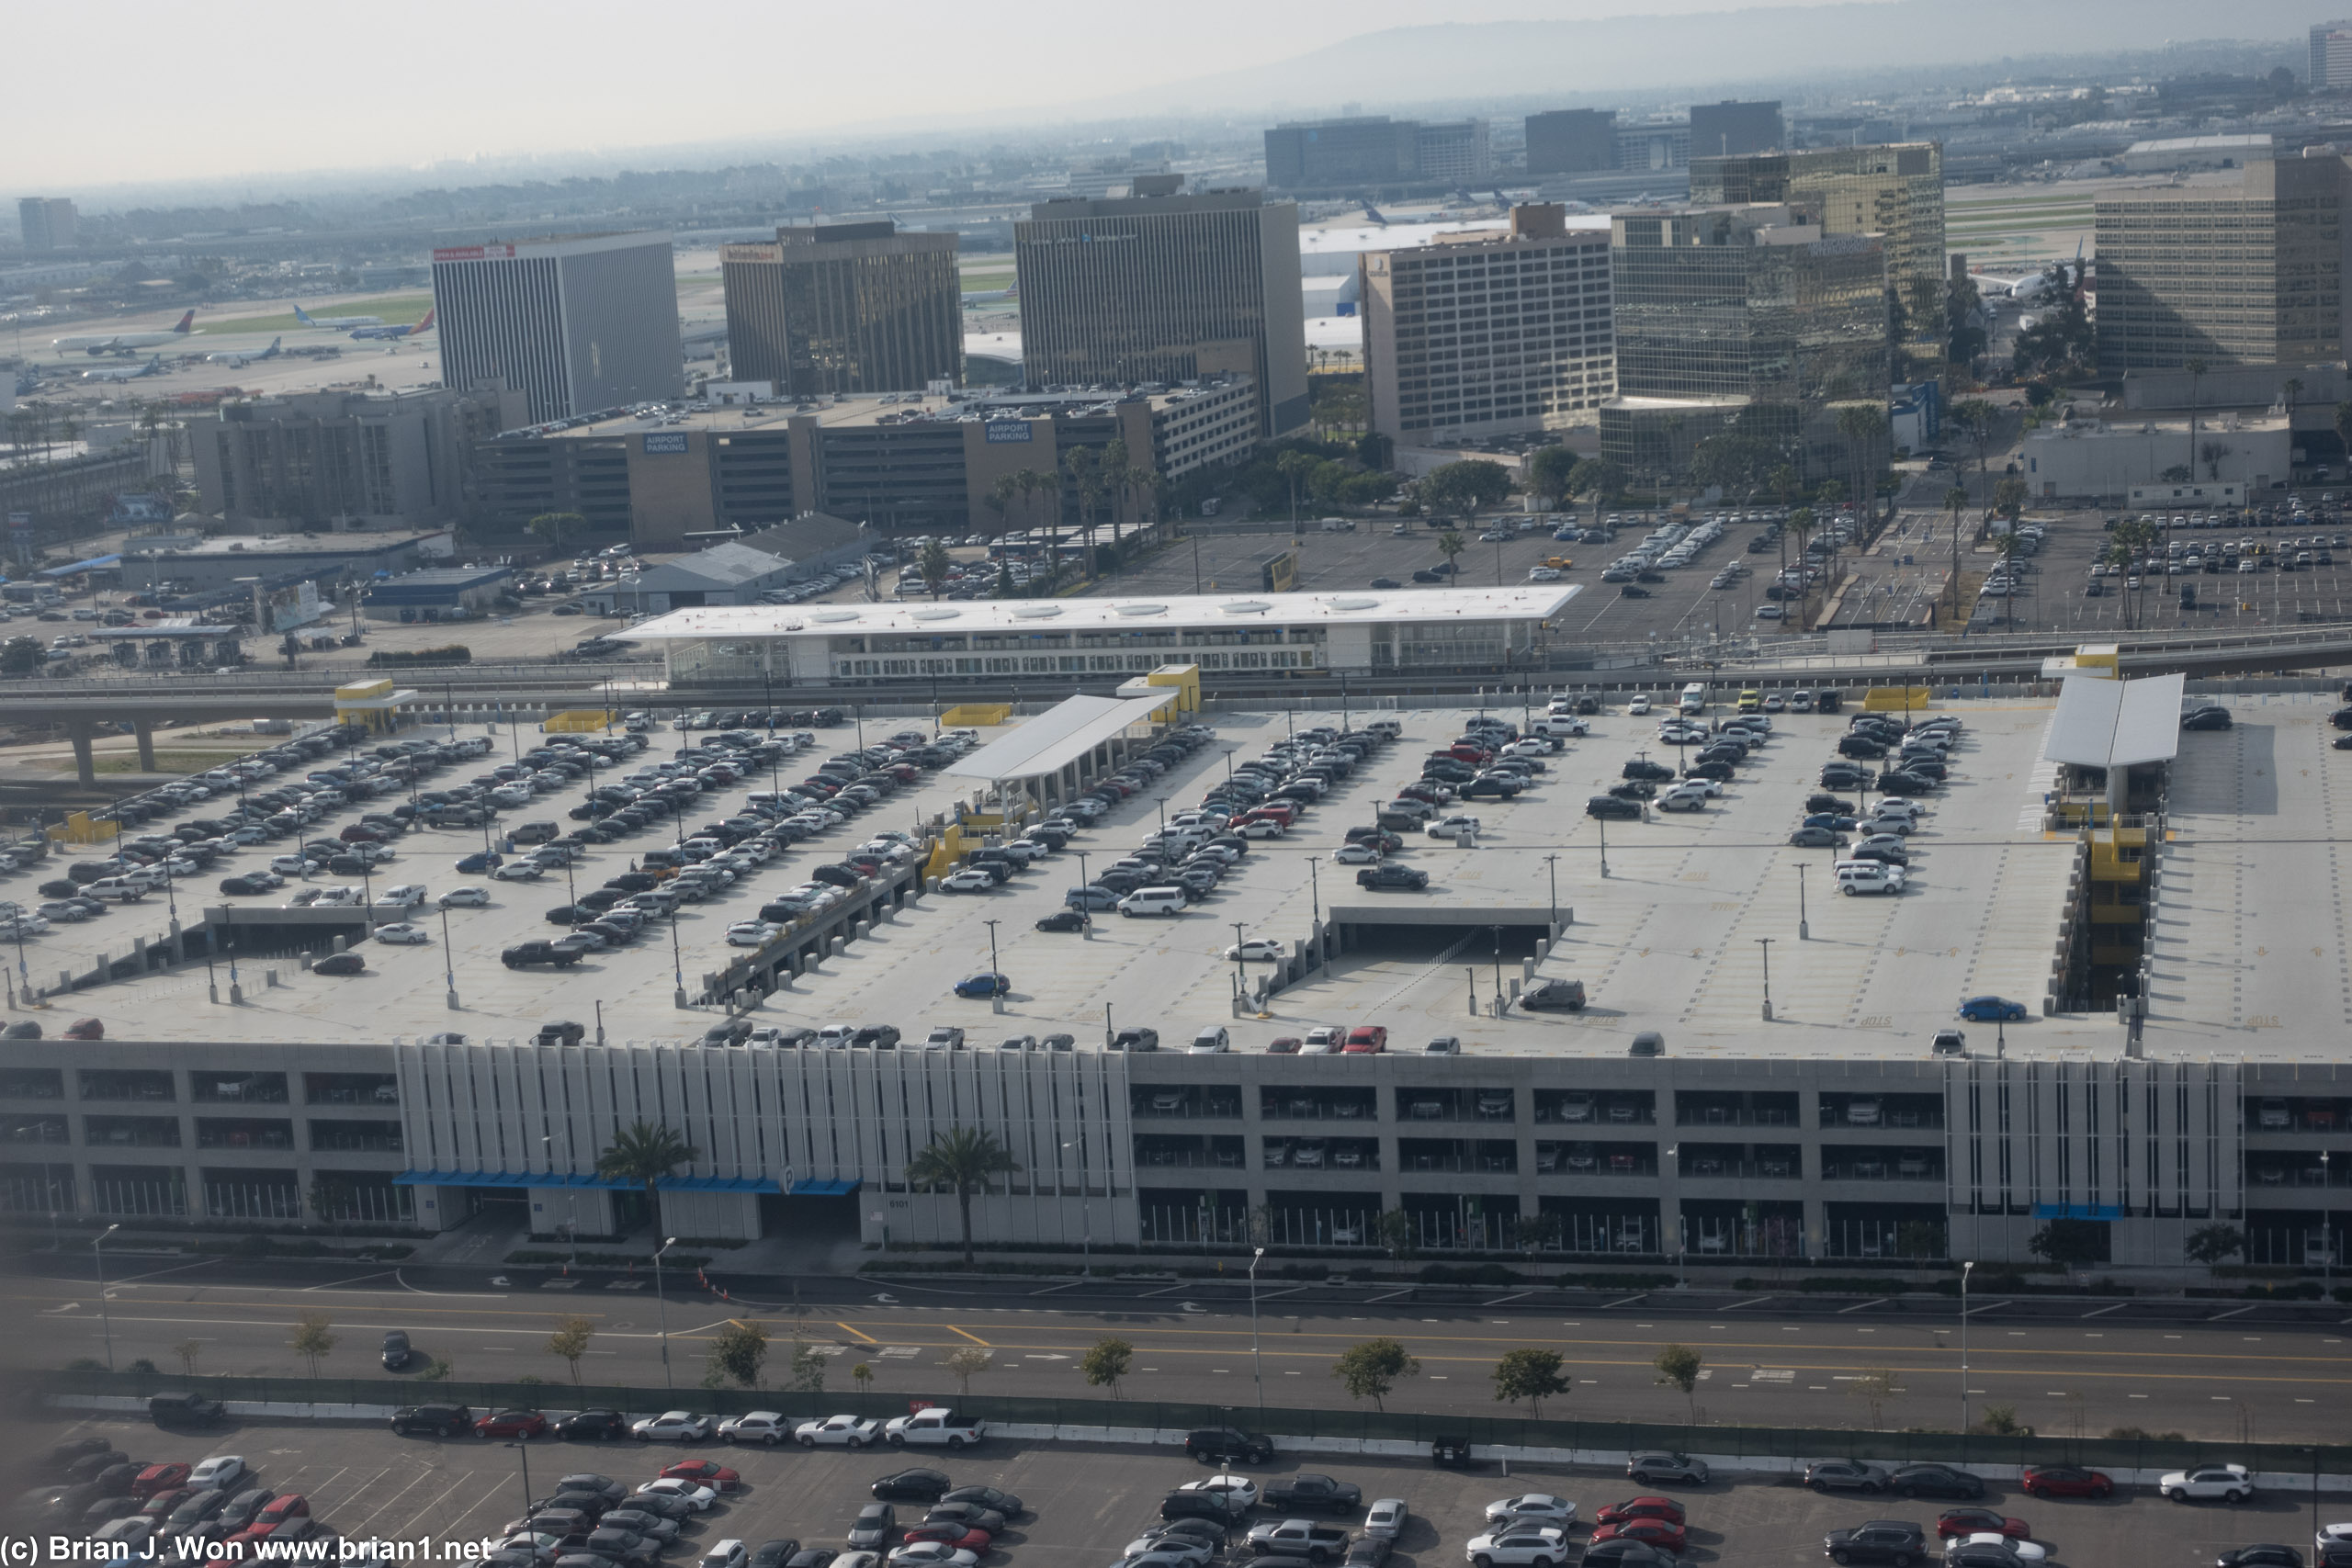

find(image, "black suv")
[149,1392,226,1427]
[1586,795,1643,819]
[1185,1426,1274,1465]
[556,1409,628,1441]
[1521,979,1587,1011]
[1824,1521,1927,1567]
[1263,1475,1362,1512]
[503,942,584,968]
[390,1403,472,1437]
[1356,864,1429,891]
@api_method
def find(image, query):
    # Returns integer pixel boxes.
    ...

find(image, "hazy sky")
[6,0,1881,192]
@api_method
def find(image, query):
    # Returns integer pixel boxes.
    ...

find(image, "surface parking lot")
[17,1414,2338,1568]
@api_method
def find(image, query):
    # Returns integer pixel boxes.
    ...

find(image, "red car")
[659,1459,743,1493]
[1590,1520,1688,1554]
[131,1463,191,1500]
[1343,1025,1388,1054]
[2020,1466,2112,1500]
[1938,1511,2029,1540]
[1597,1498,1688,1529]
[253,1495,311,1529]
[899,1523,992,1551]
[474,1409,549,1439]
[140,1488,195,1520]
[339,824,387,843]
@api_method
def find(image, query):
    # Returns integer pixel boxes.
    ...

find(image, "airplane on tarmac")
[348,308,434,341]
[293,304,383,331]
[82,355,164,383]
[51,310,195,355]
[206,336,281,367]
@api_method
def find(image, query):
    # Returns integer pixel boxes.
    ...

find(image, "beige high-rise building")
[1358,205,1614,445]
[1015,176,1307,435]
[2094,157,2351,371]
[720,220,962,398]
[1690,143,1946,364]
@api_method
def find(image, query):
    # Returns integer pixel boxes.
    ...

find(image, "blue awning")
[788,1178,861,1197]
[40,554,119,578]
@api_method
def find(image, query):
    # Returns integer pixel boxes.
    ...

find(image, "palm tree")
[985,474,1018,538]
[1063,446,1102,576]
[1101,437,1132,557]
[905,1127,1023,1265]
[1016,469,1053,587]
[1836,404,1889,538]
[1436,528,1466,582]
[594,1122,699,1235]
[1275,449,1315,529]
[1786,506,1816,626]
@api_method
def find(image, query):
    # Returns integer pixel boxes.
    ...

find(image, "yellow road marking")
[836,1321,880,1344]
[944,1324,992,1346]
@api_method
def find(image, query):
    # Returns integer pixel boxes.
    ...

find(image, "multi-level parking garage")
[0,682,2342,1277]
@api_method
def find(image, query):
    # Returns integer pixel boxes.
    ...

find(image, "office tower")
[1689,100,1783,158]
[194,383,527,527]
[1604,205,1888,478]
[1415,120,1492,184]
[1691,143,1947,363]
[2312,22,2352,89]
[17,197,75,252]
[1524,110,1618,176]
[2094,157,2352,372]
[1359,205,1614,444]
[1263,118,1420,191]
[1015,176,1308,435]
[430,231,683,424]
[720,220,962,397]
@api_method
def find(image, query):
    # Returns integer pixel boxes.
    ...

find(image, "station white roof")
[618,585,1579,644]
[944,693,1175,784]
[2043,672,2187,770]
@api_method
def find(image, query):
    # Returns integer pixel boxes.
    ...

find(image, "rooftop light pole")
[1757,936,1774,1021]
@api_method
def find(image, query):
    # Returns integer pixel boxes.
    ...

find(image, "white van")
[82,877,147,902]
[1117,886,1189,918]
[1679,682,1709,715]
[1532,716,1588,740]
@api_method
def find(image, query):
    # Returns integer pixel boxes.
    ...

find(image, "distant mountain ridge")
[1129,0,2318,116]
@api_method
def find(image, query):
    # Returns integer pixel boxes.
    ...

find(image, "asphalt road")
[11,1261,2347,1441]
[17,1411,2339,1567]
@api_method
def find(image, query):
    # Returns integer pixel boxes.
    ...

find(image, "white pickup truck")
[885,1405,988,1449]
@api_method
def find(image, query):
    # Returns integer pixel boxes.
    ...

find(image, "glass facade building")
[721,221,963,398]
[1690,143,1946,365]
[2093,157,2349,372]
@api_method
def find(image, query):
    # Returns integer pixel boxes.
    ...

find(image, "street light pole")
[1960,1258,1975,1434]
[1250,1245,1266,1412]
[506,1438,534,1517]
[984,919,1001,978]
[1757,937,1774,1021]
[1544,853,1559,931]
[440,902,458,1010]
[1797,863,1809,941]
[654,1235,679,1388]
[94,1223,120,1371]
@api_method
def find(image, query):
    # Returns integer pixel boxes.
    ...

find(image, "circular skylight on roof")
[1012,604,1062,618]
[909,607,961,621]
[811,610,862,624]
[1329,597,1380,612]
[1115,603,1168,616]
[1221,599,1272,615]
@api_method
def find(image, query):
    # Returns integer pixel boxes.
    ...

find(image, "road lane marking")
[945,1324,992,1346]
[836,1320,879,1343]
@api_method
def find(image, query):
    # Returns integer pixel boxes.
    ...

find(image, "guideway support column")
[133,719,157,773]
[67,719,96,789]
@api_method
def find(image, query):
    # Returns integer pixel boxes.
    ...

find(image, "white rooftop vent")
[908,607,960,621]
[1012,604,1063,618]
[1114,603,1168,616]
[1329,596,1381,612]
[811,609,862,624]
[1220,599,1272,615]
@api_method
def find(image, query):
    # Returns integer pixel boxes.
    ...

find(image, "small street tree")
[1374,1208,1417,1260]
[594,1121,699,1235]
[852,1360,875,1395]
[546,1315,595,1384]
[707,1319,771,1390]
[527,511,587,554]
[1082,1335,1135,1398]
[289,1312,337,1378]
[2184,1223,2245,1268]
[1653,1343,1702,1422]
[944,1344,993,1398]
[1849,1366,1899,1431]
[1491,1347,1571,1418]
[787,1337,828,1393]
[1333,1337,1419,1411]
[1528,446,1578,509]
[1436,529,1466,581]
[2029,1218,2106,1277]
[173,1338,201,1377]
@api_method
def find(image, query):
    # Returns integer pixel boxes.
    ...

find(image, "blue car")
[953,972,1012,998]
[1959,995,2029,1021]
[1803,812,1860,831]
[456,851,504,874]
